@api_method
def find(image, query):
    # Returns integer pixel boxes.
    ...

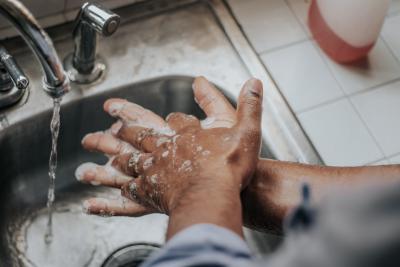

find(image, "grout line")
[257,37,310,56]
[255,0,311,56]
[366,157,389,165]
[284,0,311,37]
[381,34,400,65]
[386,10,400,18]
[386,151,400,160]
[348,97,387,158]
[296,95,346,115]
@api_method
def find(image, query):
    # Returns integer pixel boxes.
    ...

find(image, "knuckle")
[242,96,259,108]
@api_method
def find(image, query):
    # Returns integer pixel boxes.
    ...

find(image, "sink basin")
[0,76,272,266]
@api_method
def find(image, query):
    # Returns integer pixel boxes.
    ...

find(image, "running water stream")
[44,98,62,244]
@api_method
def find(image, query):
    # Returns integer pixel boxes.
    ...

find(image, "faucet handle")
[64,3,120,84]
[0,46,29,90]
[77,3,120,36]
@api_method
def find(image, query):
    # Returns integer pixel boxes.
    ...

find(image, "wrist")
[241,158,285,234]
[166,175,243,240]
[169,175,241,214]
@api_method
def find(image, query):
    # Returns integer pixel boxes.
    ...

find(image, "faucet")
[0,0,69,103]
[0,45,29,108]
[64,2,120,84]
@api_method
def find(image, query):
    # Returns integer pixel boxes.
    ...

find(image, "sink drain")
[102,243,160,267]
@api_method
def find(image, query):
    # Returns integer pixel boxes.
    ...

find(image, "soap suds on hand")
[178,160,192,172]
[150,174,158,184]
[143,157,154,170]
[200,117,215,129]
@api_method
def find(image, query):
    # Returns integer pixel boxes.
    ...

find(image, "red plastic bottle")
[308,0,390,63]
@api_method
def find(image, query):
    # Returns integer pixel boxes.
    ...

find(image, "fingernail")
[81,133,92,145]
[108,102,125,116]
[245,78,262,97]
[75,162,97,181]
[82,200,91,214]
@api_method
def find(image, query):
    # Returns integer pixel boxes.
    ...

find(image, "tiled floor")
[228,0,400,166]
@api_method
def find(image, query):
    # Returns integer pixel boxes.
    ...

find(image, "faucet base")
[0,85,26,109]
[63,54,106,84]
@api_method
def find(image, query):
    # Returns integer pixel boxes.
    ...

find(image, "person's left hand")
[76,77,262,216]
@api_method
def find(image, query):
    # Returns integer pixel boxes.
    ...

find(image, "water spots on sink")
[8,190,167,267]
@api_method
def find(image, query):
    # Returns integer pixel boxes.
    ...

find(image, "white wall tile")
[321,39,400,94]
[261,40,343,112]
[382,15,400,62]
[298,99,383,166]
[228,0,307,53]
[286,0,311,36]
[351,80,400,157]
[389,154,400,164]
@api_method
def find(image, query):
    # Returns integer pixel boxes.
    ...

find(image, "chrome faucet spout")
[0,0,69,98]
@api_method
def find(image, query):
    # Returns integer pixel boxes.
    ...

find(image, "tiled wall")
[229,0,400,166]
[0,0,144,39]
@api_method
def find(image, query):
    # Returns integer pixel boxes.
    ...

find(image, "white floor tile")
[351,80,400,156]
[367,158,390,166]
[388,0,400,17]
[261,41,343,112]
[389,154,400,164]
[298,99,383,166]
[382,15,400,62]
[286,0,311,36]
[320,39,400,94]
[228,0,307,53]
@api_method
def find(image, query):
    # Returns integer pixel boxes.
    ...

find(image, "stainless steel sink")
[0,0,320,266]
[0,76,271,266]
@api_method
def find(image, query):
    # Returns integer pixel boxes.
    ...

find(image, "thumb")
[236,78,263,132]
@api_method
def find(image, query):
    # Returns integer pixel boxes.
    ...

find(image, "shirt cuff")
[141,224,253,267]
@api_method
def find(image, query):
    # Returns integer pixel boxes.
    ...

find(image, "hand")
[77,77,263,217]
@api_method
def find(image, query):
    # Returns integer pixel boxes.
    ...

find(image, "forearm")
[242,159,400,234]
[167,178,243,240]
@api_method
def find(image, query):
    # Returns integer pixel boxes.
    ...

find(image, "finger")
[121,177,147,203]
[104,98,167,129]
[75,162,132,188]
[235,78,263,134]
[82,131,133,155]
[83,197,149,217]
[118,124,171,152]
[166,112,200,132]
[109,120,123,136]
[193,76,236,127]
[111,151,153,176]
